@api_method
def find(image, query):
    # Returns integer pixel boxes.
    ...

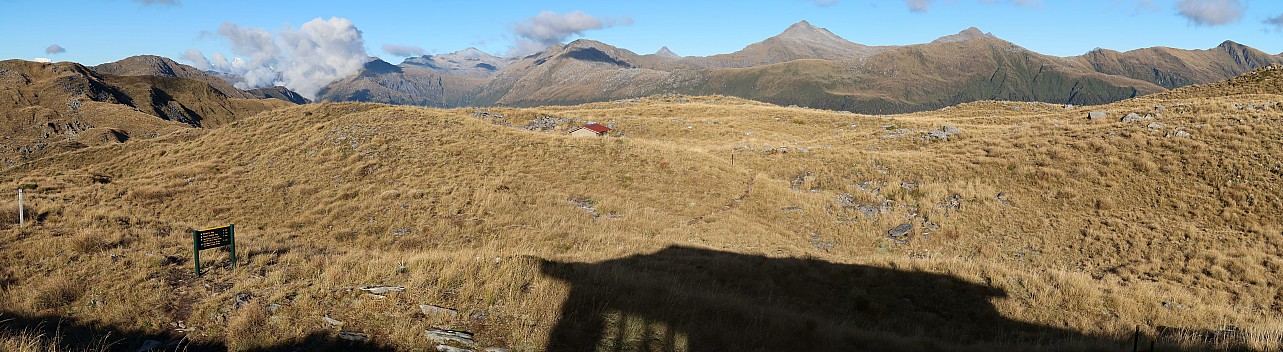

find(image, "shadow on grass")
[0,310,395,352]
[541,246,1126,352]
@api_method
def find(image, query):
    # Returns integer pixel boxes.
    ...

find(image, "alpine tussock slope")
[1,67,1282,351]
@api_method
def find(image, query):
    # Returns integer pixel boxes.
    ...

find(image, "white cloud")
[45,44,65,55]
[383,44,426,57]
[905,0,932,12]
[180,49,211,70]
[33,58,52,63]
[276,18,369,98]
[809,0,838,7]
[1266,14,1283,31]
[218,22,280,64]
[507,10,633,57]
[1176,0,1245,26]
[181,17,369,99]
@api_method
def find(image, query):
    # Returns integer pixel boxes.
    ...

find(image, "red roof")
[582,123,611,133]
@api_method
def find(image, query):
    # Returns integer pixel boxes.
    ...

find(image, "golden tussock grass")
[0,72,1281,350]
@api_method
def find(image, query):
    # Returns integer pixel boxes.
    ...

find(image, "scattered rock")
[938,194,962,212]
[392,227,412,236]
[231,293,251,309]
[928,127,959,140]
[470,311,490,321]
[471,110,504,119]
[360,286,406,294]
[887,223,913,244]
[1231,103,1260,111]
[922,220,941,232]
[809,233,834,252]
[568,196,595,210]
[781,206,803,213]
[789,172,813,190]
[420,304,459,318]
[1120,112,1150,123]
[323,316,344,327]
[568,196,600,219]
[835,193,857,208]
[266,303,283,314]
[1087,111,1108,121]
[1147,122,1165,130]
[437,345,473,352]
[365,293,387,300]
[995,192,1009,205]
[484,348,509,352]
[900,181,917,191]
[1174,130,1191,138]
[338,331,370,342]
[857,205,880,218]
[1153,104,1165,111]
[857,180,883,193]
[426,329,475,345]
[1162,301,1186,310]
[524,116,568,132]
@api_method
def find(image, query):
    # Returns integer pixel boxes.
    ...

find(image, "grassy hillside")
[1,68,1282,351]
[0,59,291,165]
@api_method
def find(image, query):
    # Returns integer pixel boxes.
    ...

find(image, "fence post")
[17,188,23,226]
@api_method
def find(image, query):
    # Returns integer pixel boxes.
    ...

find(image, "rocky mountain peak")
[774,20,849,44]
[654,46,680,58]
[448,47,496,61]
[932,27,995,44]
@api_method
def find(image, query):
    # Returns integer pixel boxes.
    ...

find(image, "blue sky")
[3,0,1280,97]
[3,0,1282,64]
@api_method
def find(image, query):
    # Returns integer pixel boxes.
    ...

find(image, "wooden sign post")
[193,224,236,276]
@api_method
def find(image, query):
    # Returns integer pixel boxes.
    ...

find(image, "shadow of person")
[540,246,1116,352]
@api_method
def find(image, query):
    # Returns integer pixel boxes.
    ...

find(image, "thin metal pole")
[17,188,23,226]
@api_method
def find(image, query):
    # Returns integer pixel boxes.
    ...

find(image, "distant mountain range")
[92,55,311,105]
[13,21,1280,115]
[317,21,1283,113]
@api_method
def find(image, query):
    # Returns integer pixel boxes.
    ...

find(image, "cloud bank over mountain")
[183,17,368,99]
[507,10,633,57]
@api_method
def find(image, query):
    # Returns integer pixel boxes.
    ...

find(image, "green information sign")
[193,224,236,276]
